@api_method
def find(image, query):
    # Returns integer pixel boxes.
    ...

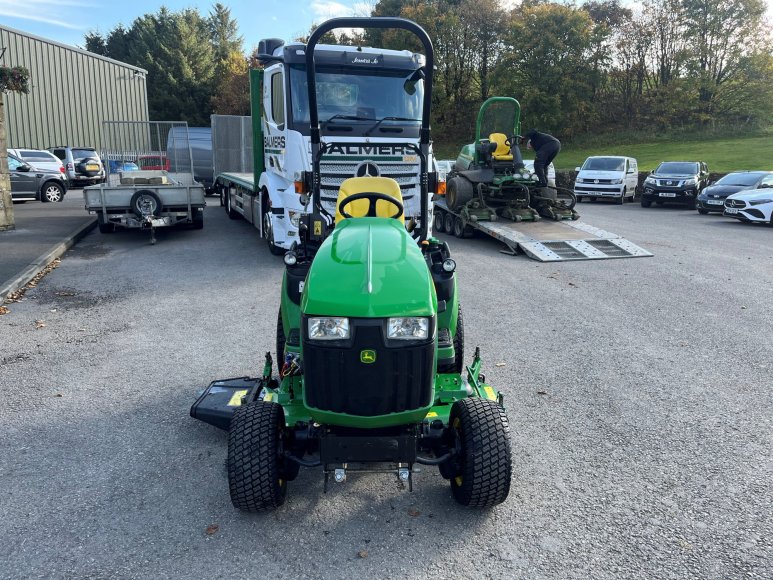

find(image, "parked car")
[641,161,709,209]
[574,156,638,204]
[7,148,66,177]
[107,160,140,173]
[137,154,170,171]
[48,146,105,186]
[523,159,556,187]
[7,152,68,202]
[723,185,773,224]
[697,171,773,214]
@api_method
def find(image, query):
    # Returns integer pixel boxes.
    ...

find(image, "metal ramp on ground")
[468,218,652,262]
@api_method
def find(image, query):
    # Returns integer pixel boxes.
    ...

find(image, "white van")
[574,156,638,203]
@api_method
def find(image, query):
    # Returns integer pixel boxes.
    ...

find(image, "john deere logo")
[360,349,376,364]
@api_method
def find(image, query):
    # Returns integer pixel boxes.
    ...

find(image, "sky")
[0,0,375,52]
[1,0,771,55]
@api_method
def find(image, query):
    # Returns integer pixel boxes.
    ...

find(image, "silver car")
[8,148,66,176]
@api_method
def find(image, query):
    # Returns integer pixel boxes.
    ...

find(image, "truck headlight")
[288,210,301,228]
[387,317,429,340]
[308,317,350,340]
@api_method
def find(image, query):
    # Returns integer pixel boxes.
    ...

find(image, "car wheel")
[590,197,596,202]
[686,197,697,210]
[41,182,65,203]
[641,199,652,208]
[617,188,626,205]
[698,208,709,215]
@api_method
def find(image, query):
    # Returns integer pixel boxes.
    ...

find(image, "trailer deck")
[434,199,652,261]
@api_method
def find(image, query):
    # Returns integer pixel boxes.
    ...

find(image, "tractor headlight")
[308,317,350,340]
[283,252,297,266]
[442,258,456,273]
[387,317,429,340]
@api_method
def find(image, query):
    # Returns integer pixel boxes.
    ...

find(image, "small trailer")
[84,121,206,244]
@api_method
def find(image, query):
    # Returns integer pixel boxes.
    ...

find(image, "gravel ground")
[0,198,771,579]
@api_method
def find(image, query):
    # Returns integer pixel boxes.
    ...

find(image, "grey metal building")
[0,24,149,151]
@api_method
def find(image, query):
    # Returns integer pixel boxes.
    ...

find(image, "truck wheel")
[41,182,65,203]
[434,210,445,233]
[226,190,240,220]
[452,216,473,238]
[443,212,454,234]
[228,401,289,512]
[219,185,225,207]
[97,212,114,234]
[130,190,162,218]
[439,303,464,374]
[448,398,512,507]
[446,177,474,212]
[264,213,285,255]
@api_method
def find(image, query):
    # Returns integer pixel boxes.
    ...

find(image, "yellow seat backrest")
[335,177,404,225]
[489,133,513,161]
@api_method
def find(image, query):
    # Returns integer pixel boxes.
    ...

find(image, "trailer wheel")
[434,210,446,233]
[443,212,454,234]
[130,190,162,218]
[447,177,474,212]
[191,210,204,230]
[228,401,289,512]
[97,212,114,234]
[448,398,512,507]
[453,216,473,238]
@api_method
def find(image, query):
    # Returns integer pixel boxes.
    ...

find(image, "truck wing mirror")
[403,68,425,96]
[574,167,580,172]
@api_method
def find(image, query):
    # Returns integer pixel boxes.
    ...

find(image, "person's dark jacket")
[524,130,560,150]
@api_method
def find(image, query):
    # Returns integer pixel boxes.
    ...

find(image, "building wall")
[1,25,149,151]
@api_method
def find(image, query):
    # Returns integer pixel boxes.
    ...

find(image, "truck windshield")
[289,64,423,137]
[657,162,699,175]
[582,158,625,171]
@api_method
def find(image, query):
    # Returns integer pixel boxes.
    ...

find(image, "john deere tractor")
[446,97,578,223]
[191,17,512,511]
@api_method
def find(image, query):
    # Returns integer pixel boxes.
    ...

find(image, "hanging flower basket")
[0,66,30,94]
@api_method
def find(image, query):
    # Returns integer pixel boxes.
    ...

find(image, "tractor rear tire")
[447,177,474,212]
[439,303,464,374]
[434,210,446,233]
[228,401,289,512]
[448,398,512,507]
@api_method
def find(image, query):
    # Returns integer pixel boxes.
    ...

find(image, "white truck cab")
[574,156,638,203]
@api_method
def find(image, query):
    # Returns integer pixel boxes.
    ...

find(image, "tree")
[212,51,252,115]
[209,3,244,91]
[0,65,30,231]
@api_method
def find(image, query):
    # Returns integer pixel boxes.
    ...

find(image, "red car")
[137,155,170,171]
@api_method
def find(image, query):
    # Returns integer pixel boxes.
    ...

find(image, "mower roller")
[191,17,512,511]
[447,97,579,223]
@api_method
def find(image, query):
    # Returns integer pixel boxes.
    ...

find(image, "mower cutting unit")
[445,97,578,225]
[191,17,512,511]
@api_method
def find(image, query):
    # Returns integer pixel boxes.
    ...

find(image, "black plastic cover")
[190,377,260,430]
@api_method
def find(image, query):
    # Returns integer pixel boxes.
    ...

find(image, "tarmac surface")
[0,191,95,301]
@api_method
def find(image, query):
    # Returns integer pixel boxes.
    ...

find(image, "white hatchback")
[8,148,66,177]
[723,187,773,224]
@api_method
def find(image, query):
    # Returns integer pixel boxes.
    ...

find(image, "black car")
[8,153,68,202]
[696,171,773,214]
[641,161,709,209]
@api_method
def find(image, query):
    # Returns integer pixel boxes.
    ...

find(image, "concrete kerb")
[0,216,97,303]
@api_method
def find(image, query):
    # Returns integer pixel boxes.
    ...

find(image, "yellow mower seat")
[489,133,513,161]
[334,177,404,225]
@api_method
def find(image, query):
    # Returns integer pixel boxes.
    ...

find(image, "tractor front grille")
[302,318,434,417]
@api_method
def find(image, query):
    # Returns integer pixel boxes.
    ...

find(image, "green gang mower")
[191,17,512,511]
[446,96,578,223]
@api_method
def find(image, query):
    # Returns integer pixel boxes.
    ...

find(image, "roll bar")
[305,17,434,241]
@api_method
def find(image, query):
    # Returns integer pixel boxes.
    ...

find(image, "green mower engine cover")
[300,217,437,428]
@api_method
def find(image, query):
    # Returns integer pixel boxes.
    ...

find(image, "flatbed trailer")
[433,198,652,262]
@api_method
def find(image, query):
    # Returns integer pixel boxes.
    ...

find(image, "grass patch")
[433,131,773,173]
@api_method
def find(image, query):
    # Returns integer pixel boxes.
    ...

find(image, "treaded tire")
[698,208,709,215]
[41,182,65,203]
[130,190,162,218]
[228,401,288,512]
[448,398,512,507]
[439,303,464,374]
[434,210,445,233]
[447,177,474,212]
[191,210,204,229]
[226,190,240,220]
[453,216,473,238]
[641,199,652,208]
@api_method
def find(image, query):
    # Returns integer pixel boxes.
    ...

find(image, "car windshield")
[716,172,765,186]
[657,162,698,175]
[582,158,625,171]
[289,64,423,137]
[72,148,97,160]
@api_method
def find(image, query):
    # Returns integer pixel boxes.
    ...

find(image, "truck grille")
[319,159,420,214]
[303,318,434,417]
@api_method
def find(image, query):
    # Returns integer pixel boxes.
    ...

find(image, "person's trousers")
[534,141,561,187]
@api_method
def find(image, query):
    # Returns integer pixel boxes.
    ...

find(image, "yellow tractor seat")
[489,133,513,161]
[335,177,404,225]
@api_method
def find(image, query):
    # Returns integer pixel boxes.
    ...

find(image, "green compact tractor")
[191,18,512,511]
[446,97,578,223]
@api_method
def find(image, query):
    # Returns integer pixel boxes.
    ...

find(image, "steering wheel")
[338,191,404,220]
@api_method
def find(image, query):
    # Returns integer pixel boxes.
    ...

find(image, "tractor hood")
[302,218,436,318]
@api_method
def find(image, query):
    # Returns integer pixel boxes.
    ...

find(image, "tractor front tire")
[447,177,474,212]
[448,398,512,507]
[228,401,289,512]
